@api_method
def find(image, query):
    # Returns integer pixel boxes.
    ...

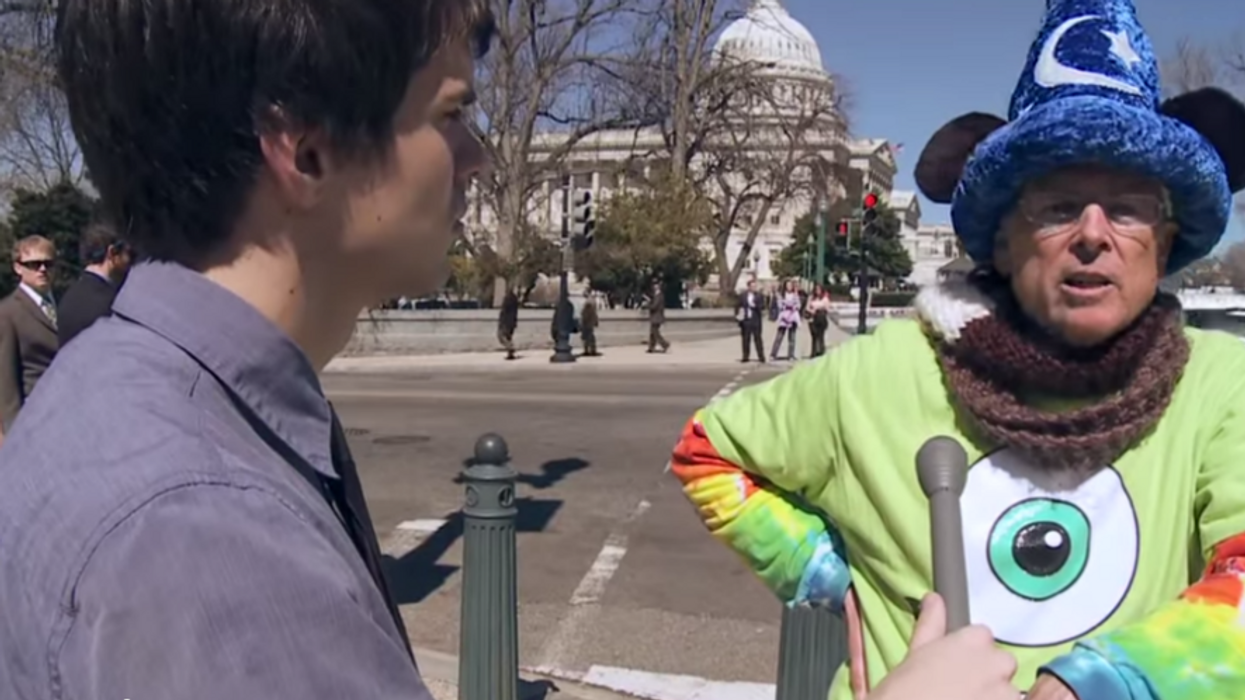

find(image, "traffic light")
[862,192,879,226]
[571,188,594,249]
[836,220,849,237]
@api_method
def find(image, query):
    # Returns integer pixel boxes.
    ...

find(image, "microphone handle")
[928,490,971,631]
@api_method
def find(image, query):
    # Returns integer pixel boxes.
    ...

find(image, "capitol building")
[466,0,958,291]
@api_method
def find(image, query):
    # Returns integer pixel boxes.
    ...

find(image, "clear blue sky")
[782,0,1244,248]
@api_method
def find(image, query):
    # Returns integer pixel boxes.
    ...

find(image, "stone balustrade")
[341,307,743,356]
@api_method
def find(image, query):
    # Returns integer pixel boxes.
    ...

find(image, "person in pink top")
[770,278,802,360]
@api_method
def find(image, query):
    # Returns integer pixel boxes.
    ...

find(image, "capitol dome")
[713,0,826,79]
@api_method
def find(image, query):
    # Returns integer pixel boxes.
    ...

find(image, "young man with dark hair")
[0,1,492,699]
[57,221,132,346]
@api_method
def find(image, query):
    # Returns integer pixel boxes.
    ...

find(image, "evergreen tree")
[774,200,913,286]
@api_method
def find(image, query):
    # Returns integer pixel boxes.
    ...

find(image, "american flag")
[889,143,905,155]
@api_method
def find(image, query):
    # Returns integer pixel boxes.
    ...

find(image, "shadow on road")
[452,456,591,490]
[519,678,559,699]
[382,456,589,605]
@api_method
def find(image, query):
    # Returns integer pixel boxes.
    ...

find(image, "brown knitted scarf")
[931,274,1189,475]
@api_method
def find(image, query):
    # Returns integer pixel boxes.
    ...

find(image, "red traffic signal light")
[862,192,880,225]
[837,220,849,236]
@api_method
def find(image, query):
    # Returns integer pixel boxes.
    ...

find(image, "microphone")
[916,436,971,631]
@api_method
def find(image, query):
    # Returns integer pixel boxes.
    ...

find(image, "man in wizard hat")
[667,0,1245,698]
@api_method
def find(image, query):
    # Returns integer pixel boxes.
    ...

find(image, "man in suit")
[58,222,133,346]
[497,288,519,360]
[646,279,669,353]
[736,278,765,362]
[0,235,59,437]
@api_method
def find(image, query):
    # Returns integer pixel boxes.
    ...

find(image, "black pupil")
[1012,522,1069,576]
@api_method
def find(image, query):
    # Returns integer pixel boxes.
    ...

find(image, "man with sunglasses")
[0,234,59,439]
[669,0,1245,699]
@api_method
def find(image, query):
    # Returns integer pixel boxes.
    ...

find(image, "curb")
[324,351,759,374]
[324,359,758,374]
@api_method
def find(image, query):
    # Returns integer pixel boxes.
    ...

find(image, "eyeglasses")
[1017,192,1170,240]
[17,259,54,271]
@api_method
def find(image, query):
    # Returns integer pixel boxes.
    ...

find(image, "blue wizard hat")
[914,0,1245,274]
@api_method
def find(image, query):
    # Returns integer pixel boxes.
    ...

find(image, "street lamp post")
[857,193,879,335]
[804,229,814,285]
[815,195,827,287]
[551,174,576,363]
[856,247,869,335]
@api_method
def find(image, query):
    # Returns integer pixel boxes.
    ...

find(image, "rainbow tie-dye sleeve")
[1040,532,1245,700]
[669,410,852,609]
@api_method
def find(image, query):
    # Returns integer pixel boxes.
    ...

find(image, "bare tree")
[600,0,854,294]
[1222,242,1245,291]
[1163,32,1245,221]
[1170,256,1229,289]
[700,77,849,292]
[1222,31,1245,221]
[611,0,758,181]
[0,1,82,195]
[1223,29,1245,84]
[0,70,85,194]
[1161,37,1220,97]
[469,0,652,304]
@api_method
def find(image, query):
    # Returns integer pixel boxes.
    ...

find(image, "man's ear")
[1155,221,1178,271]
[992,246,1012,277]
[257,110,332,210]
[991,225,1013,277]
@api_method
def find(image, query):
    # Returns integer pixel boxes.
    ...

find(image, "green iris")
[987,498,1090,601]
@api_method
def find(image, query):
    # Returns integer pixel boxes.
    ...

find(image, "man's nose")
[460,130,492,182]
[1069,204,1113,260]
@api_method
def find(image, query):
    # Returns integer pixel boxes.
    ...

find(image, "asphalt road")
[323,362,792,688]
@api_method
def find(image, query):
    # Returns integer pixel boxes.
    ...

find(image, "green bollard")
[458,433,519,700]
[775,604,848,700]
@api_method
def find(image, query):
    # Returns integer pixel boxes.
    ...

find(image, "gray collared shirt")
[0,261,432,699]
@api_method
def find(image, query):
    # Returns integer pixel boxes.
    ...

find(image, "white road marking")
[535,497,650,670]
[708,368,751,404]
[570,498,651,605]
[397,518,447,533]
[379,519,448,558]
[541,367,760,673]
[380,529,426,559]
[539,665,776,700]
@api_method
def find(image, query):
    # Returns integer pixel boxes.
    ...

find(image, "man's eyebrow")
[450,86,477,107]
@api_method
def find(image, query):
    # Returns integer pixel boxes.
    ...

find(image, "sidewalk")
[415,646,640,700]
[326,326,851,374]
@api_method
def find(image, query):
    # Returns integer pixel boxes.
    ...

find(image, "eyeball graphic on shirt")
[960,448,1139,647]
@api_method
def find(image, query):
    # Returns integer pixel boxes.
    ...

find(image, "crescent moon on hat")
[1033,15,1143,96]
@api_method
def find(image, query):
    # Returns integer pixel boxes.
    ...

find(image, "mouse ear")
[915,113,1007,204]
[1161,87,1245,193]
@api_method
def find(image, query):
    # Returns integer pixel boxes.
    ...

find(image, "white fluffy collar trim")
[914,281,996,344]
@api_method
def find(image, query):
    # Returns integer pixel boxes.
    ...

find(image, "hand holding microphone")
[868,592,1019,700]
[866,437,1018,700]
